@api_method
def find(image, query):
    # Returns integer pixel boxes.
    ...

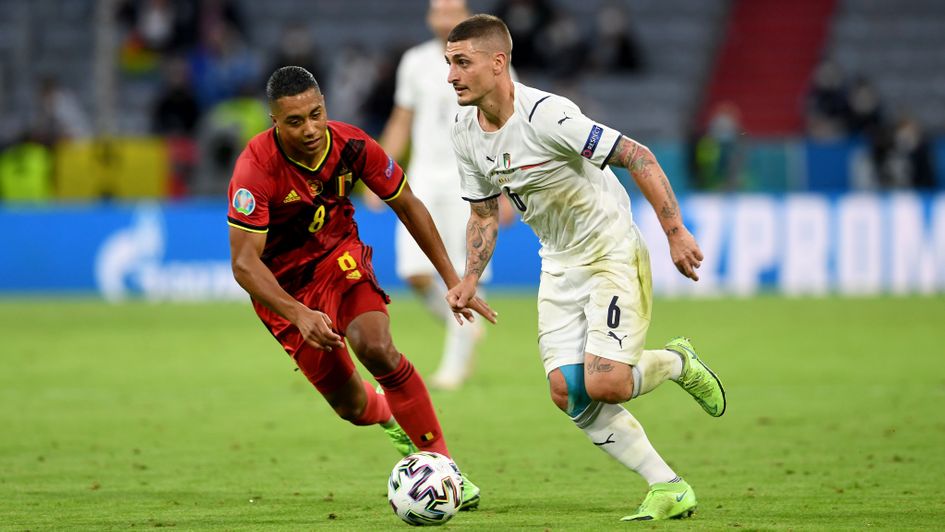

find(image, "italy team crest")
[503,153,511,169]
[232,188,255,215]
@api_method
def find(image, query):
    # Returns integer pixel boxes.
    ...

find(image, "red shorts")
[254,238,391,394]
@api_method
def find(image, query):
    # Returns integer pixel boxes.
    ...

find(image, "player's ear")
[493,52,506,75]
[269,113,277,126]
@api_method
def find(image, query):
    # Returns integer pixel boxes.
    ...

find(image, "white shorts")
[395,192,492,283]
[537,224,652,375]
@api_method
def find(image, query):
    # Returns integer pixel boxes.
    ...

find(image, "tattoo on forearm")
[586,357,614,375]
[466,198,498,277]
[608,137,650,178]
[608,136,681,223]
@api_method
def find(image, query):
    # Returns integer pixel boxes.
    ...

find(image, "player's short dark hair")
[447,14,513,56]
[266,66,320,102]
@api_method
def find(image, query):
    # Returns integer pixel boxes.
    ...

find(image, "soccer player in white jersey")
[443,15,727,521]
[374,0,511,390]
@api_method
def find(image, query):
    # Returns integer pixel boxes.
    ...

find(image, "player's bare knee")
[332,402,363,423]
[354,338,400,375]
[548,374,570,412]
[586,381,632,404]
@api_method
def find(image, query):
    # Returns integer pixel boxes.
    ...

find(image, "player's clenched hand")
[667,227,704,282]
[295,308,345,351]
[446,278,497,325]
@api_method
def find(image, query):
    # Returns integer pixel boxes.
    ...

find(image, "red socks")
[352,380,392,426]
[375,355,450,456]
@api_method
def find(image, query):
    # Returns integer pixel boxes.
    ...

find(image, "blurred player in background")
[370,0,513,390]
[227,66,496,509]
[444,16,726,521]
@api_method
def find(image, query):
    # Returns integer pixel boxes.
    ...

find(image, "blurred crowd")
[687,58,937,192]
[0,0,938,202]
[804,59,935,190]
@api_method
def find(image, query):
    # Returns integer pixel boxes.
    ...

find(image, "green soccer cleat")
[665,337,727,417]
[620,479,697,521]
[375,385,418,457]
[383,424,418,457]
[459,473,480,511]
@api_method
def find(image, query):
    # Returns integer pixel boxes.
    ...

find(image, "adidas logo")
[283,190,301,203]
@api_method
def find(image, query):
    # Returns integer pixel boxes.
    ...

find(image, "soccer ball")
[388,451,463,526]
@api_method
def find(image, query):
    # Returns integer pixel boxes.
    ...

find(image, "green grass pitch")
[2,294,944,530]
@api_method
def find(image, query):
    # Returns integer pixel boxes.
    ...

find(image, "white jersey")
[451,82,635,272]
[394,39,461,196]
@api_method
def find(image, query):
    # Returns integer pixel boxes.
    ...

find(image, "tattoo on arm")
[607,136,681,226]
[466,198,499,278]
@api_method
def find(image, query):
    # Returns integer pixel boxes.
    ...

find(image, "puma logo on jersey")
[607,331,628,348]
[557,113,572,125]
[486,155,495,163]
[283,190,301,203]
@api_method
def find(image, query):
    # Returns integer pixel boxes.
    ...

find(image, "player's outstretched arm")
[447,197,500,311]
[606,136,704,281]
[228,227,345,350]
[386,183,497,324]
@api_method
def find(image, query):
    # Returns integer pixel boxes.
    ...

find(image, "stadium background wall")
[1,192,943,299]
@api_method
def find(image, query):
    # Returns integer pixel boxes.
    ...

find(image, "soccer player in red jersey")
[226,66,495,508]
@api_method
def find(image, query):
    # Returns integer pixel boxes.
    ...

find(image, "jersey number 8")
[308,205,327,233]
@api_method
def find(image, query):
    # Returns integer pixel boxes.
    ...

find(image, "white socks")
[573,402,677,485]
[417,283,484,386]
[435,314,482,380]
[418,282,452,322]
[631,349,683,398]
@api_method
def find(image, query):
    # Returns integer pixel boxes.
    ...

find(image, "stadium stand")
[827,0,945,131]
[1,0,941,199]
[699,0,838,136]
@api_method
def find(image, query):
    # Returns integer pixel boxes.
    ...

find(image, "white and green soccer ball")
[388,451,463,526]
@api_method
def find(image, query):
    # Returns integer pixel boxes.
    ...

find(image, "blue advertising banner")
[1,193,943,299]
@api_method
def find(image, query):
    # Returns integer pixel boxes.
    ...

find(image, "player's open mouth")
[303,139,319,149]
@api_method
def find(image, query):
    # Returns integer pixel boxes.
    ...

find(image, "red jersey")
[227,122,405,289]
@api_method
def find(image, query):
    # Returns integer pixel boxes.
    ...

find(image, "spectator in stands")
[361,43,410,136]
[877,115,936,189]
[804,59,850,140]
[117,0,184,53]
[188,21,261,110]
[492,0,554,72]
[152,56,200,136]
[33,77,93,144]
[196,0,247,44]
[589,0,644,74]
[325,44,378,126]
[0,130,53,202]
[266,23,326,88]
[193,82,268,196]
[534,8,588,79]
[690,102,745,191]
[116,0,199,75]
[845,76,884,137]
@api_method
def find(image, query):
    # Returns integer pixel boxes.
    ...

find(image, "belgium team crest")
[308,180,323,196]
